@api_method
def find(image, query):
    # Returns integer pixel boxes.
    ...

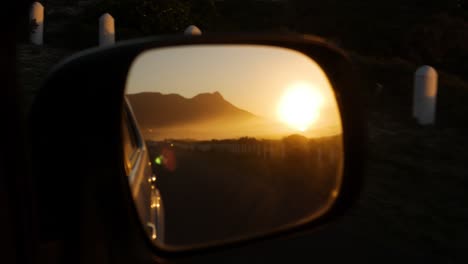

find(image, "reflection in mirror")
[124,45,343,248]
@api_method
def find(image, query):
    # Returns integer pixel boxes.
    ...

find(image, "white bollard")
[184,25,202,36]
[99,13,115,46]
[30,2,44,45]
[413,66,438,125]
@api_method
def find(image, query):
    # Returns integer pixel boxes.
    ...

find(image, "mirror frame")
[30,33,365,262]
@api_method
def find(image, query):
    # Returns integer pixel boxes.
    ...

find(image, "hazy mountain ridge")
[126,91,342,140]
[126,91,261,129]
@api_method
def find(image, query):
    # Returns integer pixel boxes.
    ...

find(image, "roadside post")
[413,66,438,125]
[99,13,115,46]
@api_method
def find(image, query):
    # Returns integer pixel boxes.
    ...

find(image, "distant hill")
[126,92,342,140]
[126,91,260,129]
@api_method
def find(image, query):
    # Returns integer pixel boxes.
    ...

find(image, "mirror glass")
[124,45,343,248]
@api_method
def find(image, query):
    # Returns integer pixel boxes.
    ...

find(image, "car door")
[122,99,164,243]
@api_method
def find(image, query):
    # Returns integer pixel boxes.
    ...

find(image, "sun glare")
[277,82,324,132]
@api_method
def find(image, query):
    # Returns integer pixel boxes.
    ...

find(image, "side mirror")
[31,33,365,261]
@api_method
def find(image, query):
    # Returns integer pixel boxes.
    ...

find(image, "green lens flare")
[155,156,162,165]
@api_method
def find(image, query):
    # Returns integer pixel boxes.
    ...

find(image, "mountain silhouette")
[126,92,260,129]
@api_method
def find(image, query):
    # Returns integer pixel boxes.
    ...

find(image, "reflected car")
[122,97,165,243]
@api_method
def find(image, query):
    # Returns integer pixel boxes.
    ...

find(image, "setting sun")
[277,82,324,132]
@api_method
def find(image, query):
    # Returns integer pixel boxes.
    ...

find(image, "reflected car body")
[122,97,165,243]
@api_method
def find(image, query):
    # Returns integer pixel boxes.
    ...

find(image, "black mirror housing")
[30,33,366,262]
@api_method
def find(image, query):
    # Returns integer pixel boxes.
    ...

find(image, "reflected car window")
[122,107,140,172]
